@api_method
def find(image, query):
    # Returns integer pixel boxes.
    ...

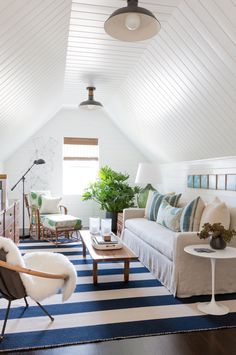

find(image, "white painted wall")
[158,156,236,229]
[5,108,147,228]
[0,162,4,172]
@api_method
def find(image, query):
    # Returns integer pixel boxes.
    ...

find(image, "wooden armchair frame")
[24,194,68,239]
[0,258,67,341]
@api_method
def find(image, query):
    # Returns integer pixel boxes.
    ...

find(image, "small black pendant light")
[104,0,161,42]
[79,87,103,110]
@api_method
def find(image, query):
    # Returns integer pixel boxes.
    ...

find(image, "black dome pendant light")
[104,0,161,42]
[79,87,103,110]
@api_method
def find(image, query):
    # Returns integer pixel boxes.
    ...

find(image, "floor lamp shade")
[135,163,160,208]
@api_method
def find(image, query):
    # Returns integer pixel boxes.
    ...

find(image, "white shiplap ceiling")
[0,0,71,161]
[63,0,181,106]
[0,0,236,163]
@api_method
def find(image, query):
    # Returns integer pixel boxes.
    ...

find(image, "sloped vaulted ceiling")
[105,0,236,162]
[0,0,236,163]
[0,0,71,161]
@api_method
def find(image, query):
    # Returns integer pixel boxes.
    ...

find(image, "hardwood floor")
[14,328,236,355]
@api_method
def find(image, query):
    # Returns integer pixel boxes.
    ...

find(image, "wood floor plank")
[17,328,236,354]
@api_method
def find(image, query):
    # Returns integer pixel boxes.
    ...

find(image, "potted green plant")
[198,222,236,250]
[82,166,140,232]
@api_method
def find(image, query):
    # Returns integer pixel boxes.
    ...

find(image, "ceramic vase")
[210,236,226,250]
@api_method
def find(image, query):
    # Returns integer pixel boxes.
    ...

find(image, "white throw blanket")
[0,237,77,302]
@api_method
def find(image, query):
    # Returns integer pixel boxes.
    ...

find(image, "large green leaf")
[82,165,140,212]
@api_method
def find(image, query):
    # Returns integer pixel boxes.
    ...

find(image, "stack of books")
[94,234,118,245]
[91,233,122,250]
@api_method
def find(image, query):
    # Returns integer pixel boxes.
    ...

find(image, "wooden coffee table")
[80,230,138,284]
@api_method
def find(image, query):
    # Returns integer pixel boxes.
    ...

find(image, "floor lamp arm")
[11,163,35,192]
[10,162,36,238]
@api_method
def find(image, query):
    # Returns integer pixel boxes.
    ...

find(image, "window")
[63,137,99,195]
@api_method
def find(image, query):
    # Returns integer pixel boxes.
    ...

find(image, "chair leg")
[0,300,11,341]
[35,301,54,321]
[24,297,29,308]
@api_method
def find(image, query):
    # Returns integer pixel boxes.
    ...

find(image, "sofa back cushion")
[199,197,230,230]
[180,196,205,232]
[156,200,183,232]
[145,191,182,221]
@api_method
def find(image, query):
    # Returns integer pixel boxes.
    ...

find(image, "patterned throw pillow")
[29,191,51,208]
[156,199,183,232]
[180,196,205,232]
[145,191,182,221]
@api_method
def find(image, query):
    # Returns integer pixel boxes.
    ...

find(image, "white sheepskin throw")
[0,237,77,302]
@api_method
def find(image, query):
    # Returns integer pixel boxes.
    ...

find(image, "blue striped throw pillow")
[180,196,205,232]
[145,192,182,221]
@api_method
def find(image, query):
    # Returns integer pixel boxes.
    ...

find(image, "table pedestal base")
[197,301,229,315]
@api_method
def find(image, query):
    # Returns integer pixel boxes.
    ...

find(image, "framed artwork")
[200,175,208,189]
[193,175,200,188]
[217,174,226,190]
[208,175,217,190]
[187,175,193,188]
[226,174,236,191]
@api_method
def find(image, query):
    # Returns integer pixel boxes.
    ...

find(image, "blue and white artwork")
[193,175,200,188]
[200,175,208,189]
[217,175,226,190]
[208,175,217,190]
[187,175,193,188]
[226,174,236,191]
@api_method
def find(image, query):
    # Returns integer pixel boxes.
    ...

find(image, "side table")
[117,212,123,237]
[184,244,236,315]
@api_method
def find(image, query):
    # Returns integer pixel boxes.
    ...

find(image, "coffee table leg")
[124,260,130,282]
[93,261,98,284]
[82,239,86,258]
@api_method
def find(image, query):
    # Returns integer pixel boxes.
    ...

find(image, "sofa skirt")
[122,228,174,294]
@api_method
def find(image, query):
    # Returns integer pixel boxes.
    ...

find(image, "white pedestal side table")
[184,244,236,316]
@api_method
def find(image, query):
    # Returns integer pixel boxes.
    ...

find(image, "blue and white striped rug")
[0,240,236,352]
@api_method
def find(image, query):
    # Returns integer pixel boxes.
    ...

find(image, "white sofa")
[122,208,236,298]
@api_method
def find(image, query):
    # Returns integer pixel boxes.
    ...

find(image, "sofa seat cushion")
[41,214,82,231]
[125,218,176,260]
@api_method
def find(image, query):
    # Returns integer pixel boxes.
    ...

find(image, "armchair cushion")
[41,214,82,230]
[40,196,62,214]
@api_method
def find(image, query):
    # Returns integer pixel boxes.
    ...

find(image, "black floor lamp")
[11,159,46,238]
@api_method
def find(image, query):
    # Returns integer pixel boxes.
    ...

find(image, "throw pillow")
[180,196,205,232]
[144,191,175,217]
[145,191,182,221]
[40,196,62,214]
[156,199,183,232]
[29,190,51,208]
[199,197,230,229]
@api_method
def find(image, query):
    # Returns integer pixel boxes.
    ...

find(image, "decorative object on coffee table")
[89,217,100,234]
[198,222,236,250]
[82,166,140,232]
[135,163,160,208]
[184,244,236,315]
